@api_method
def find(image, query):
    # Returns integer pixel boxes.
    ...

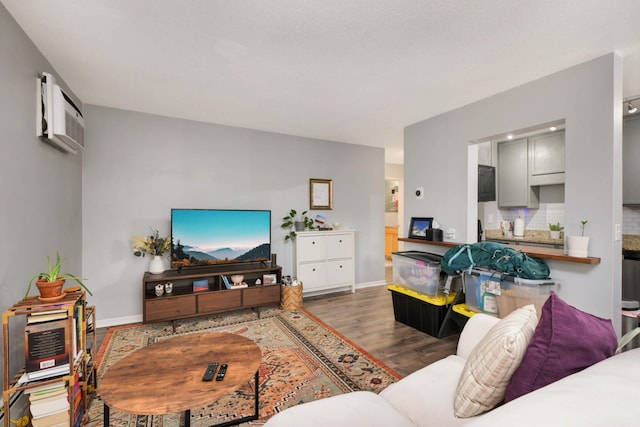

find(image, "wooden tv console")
[142,262,282,323]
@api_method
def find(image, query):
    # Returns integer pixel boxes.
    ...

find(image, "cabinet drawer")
[297,236,326,262]
[243,285,280,305]
[298,262,326,290]
[146,295,196,321]
[327,234,353,259]
[197,291,242,312]
[327,259,353,285]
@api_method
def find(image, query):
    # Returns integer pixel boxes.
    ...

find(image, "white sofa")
[264,313,640,427]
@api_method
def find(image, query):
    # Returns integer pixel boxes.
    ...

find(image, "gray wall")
[0,4,83,376]
[404,54,623,328]
[82,105,385,325]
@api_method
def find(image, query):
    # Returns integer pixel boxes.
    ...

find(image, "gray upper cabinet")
[498,138,539,208]
[529,131,565,186]
[624,116,640,205]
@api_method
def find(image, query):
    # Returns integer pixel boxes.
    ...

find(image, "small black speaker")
[271,253,277,267]
[426,229,443,242]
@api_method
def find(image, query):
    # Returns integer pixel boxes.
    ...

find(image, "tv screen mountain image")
[171,209,271,268]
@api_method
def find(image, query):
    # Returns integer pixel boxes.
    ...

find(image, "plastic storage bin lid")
[392,251,442,265]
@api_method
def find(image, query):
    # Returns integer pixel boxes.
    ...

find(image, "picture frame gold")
[310,178,333,210]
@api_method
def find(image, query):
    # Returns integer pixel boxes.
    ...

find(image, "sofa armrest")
[456,313,500,360]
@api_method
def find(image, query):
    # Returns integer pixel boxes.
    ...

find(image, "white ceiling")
[4,0,640,163]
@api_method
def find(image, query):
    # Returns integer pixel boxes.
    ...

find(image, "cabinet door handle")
[312,241,316,245]
[339,265,343,268]
[312,268,316,272]
[339,239,342,243]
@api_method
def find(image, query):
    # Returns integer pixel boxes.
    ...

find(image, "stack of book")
[23,309,70,382]
[21,302,84,383]
[26,381,70,427]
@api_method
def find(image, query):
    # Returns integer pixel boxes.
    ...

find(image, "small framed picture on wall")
[310,178,333,210]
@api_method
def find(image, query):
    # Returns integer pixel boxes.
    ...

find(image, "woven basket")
[281,283,303,310]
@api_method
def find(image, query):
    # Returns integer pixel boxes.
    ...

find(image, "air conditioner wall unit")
[37,72,84,154]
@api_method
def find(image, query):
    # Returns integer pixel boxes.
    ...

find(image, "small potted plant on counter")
[549,222,564,239]
[566,220,589,258]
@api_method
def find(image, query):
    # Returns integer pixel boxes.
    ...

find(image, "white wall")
[404,54,623,327]
[82,105,385,325]
[0,4,83,376]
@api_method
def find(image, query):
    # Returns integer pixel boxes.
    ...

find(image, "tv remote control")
[216,364,228,381]
[202,363,219,381]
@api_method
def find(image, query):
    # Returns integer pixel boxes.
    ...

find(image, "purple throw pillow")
[504,291,617,402]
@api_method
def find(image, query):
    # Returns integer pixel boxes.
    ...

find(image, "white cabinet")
[529,130,565,186]
[497,130,565,207]
[624,116,640,205]
[295,230,355,294]
[498,138,539,208]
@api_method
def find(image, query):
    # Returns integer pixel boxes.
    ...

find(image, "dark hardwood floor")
[303,284,459,376]
[95,265,459,378]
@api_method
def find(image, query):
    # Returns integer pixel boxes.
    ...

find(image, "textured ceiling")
[3,0,640,163]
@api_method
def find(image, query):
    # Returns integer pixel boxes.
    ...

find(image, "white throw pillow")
[454,305,537,418]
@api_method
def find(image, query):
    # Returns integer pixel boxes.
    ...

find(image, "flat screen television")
[171,209,271,269]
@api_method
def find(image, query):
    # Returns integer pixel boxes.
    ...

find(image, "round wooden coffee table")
[99,332,262,427]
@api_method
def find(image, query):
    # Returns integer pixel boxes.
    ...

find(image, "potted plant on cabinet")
[281,209,316,241]
[549,222,564,239]
[566,220,589,258]
[25,252,91,301]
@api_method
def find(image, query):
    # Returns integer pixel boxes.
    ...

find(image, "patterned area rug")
[85,307,401,426]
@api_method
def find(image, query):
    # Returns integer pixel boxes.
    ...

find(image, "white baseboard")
[356,280,387,289]
[96,314,142,329]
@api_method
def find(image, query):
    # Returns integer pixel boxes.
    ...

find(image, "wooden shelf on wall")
[398,238,601,264]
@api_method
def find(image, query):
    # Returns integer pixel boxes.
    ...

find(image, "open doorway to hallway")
[385,163,404,282]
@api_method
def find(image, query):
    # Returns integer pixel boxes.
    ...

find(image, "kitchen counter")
[398,237,600,264]
[623,234,640,251]
[484,229,564,247]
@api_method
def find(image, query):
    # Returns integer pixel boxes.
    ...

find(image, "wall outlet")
[415,187,424,199]
[446,228,456,239]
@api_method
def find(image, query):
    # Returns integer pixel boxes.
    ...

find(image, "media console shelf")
[142,262,282,323]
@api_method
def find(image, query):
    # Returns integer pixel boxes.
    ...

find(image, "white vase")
[149,255,165,274]
[567,235,590,258]
[550,230,560,239]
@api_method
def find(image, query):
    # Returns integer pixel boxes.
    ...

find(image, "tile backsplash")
[479,201,565,232]
[498,203,564,230]
[624,206,640,235]
[484,204,640,235]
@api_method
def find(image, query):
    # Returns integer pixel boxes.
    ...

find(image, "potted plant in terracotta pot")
[281,209,316,241]
[566,220,589,258]
[25,253,91,301]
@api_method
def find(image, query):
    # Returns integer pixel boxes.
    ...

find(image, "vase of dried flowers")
[132,228,171,274]
[149,255,165,274]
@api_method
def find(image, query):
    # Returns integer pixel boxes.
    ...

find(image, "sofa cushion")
[465,348,640,427]
[456,313,500,360]
[381,355,470,427]
[504,291,617,402]
[454,305,537,418]
[263,391,415,427]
